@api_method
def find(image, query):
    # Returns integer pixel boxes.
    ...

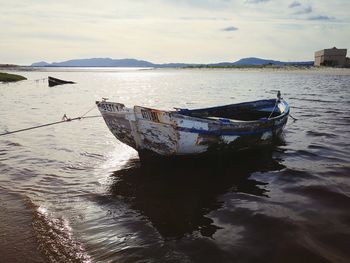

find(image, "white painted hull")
[97,99,289,156]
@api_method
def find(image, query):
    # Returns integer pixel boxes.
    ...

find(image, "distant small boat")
[48,76,75,87]
[97,92,289,158]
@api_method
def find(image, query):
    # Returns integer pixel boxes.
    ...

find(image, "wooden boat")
[97,92,289,157]
[48,76,75,87]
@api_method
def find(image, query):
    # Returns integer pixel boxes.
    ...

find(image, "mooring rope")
[268,101,297,122]
[0,102,102,137]
[33,77,47,82]
[0,115,102,136]
[79,104,100,118]
[268,99,279,119]
[289,114,298,121]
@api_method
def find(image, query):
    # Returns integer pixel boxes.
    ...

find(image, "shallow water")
[0,68,350,262]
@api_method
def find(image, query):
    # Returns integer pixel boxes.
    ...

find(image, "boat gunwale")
[175,98,277,112]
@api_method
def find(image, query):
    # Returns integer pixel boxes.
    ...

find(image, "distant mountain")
[233,57,285,65]
[30,58,201,68]
[31,61,50,67]
[232,57,313,66]
[31,58,155,67]
[31,57,313,67]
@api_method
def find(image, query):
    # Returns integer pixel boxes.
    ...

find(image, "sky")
[1,0,349,65]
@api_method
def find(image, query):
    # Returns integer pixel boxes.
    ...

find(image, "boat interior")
[176,99,283,121]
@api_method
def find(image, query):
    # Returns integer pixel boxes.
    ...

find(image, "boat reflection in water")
[107,141,285,239]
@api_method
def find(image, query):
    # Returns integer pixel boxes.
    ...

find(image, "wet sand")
[0,190,44,263]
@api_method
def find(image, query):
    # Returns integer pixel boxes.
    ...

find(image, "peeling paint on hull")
[97,98,289,157]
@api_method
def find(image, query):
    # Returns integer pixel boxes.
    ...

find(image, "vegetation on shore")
[0,72,27,82]
[183,64,314,69]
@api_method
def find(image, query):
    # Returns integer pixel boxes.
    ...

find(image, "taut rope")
[0,103,102,136]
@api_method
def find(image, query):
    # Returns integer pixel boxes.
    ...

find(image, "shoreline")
[1,65,350,76]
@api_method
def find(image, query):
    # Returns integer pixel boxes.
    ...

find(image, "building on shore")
[314,47,350,67]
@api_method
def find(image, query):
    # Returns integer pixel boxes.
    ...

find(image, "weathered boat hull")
[48,76,75,87]
[97,98,289,157]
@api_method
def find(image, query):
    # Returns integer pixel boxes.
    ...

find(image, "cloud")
[1,0,349,64]
[288,3,336,22]
[163,0,232,10]
[180,16,229,21]
[222,26,238,31]
[29,33,99,42]
[288,1,301,8]
[308,15,334,21]
[245,0,270,4]
[293,5,312,15]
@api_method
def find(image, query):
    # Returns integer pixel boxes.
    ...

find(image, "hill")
[232,57,313,66]
[31,57,313,68]
[32,58,155,67]
[30,61,50,67]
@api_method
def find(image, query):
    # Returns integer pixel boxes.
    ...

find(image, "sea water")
[0,67,349,262]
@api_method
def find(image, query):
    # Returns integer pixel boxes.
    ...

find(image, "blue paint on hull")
[177,121,286,136]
